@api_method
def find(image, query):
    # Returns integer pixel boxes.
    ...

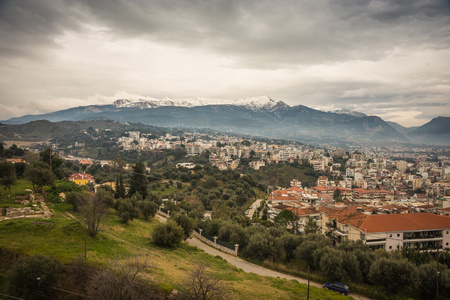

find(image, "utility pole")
[175,181,178,212]
[437,246,440,300]
[84,219,87,259]
[307,266,310,300]
[49,148,52,174]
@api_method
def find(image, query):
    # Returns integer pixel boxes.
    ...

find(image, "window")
[389,246,392,249]
[447,243,449,246]
[447,231,449,234]
[389,234,392,237]
[397,234,400,237]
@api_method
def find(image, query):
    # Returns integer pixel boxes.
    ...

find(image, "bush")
[140,200,159,220]
[369,257,419,292]
[152,220,184,247]
[243,231,284,262]
[7,255,63,300]
[170,213,193,240]
[117,198,140,224]
[319,249,346,281]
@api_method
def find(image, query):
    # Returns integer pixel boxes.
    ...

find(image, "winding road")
[156,212,370,299]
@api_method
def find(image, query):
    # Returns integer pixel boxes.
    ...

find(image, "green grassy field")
[0,179,351,299]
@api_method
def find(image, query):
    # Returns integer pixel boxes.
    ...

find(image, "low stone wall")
[5,207,45,219]
[192,230,239,256]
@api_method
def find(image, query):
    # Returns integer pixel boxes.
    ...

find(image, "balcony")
[326,222,335,229]
[334,228,348,236]
[403,230,442,240]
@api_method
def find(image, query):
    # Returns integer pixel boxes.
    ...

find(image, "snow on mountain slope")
[113,98,212,109]
[231,96,289,111]
[327,109,367,118]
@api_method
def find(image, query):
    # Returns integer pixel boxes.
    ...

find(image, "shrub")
[7,255,62,300]
[152,220,184,247]
[170,213,193,240]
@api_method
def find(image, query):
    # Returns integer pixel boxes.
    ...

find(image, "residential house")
[69,173,95,186]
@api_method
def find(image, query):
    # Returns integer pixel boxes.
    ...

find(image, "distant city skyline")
[1,0,449,127]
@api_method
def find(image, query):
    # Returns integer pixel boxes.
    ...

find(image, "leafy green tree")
[114,174,126,199]
[96,186,115,208]
[353,249,376,283]
[140,200,158,220]
[243,231,284,262]
[294,234,329,269]
[65,191,87,212]
[39,148,64,178]
[333,189,342,201]
[217,221,248,249]
[152,220,184,247]
[117,198,140,224]
[320,249,346,281]
[113,154,126,169]
[13,162,27,178]
[304,216,318,234]
[204,177,218,189]
[24,163,55,193]
[369,257,419,292]
[418,263,450,300]
[274,209,294,228]
[280,233,302,261]
[128,161,148,199]
[170,212,193,240]
[0,161,17,197]
[6,255,62,300]
[342,251,362,282]
[211,202,232,219]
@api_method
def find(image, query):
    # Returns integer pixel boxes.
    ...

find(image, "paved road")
[186,238,370,300]
[246,199,263,219]
[157,211,369,300]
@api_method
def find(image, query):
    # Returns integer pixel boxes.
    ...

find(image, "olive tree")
[152,220,184,247]
[369,257,419,292]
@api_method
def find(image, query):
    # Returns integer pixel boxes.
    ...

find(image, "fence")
[192,228,239,256]
[157,207,171,218]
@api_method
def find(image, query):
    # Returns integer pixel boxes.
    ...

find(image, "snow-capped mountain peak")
[113,97,212,109]
[231,96,289,111]
[327,109,367,118]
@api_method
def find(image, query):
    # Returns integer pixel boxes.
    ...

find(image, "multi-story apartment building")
[322,210,450,251]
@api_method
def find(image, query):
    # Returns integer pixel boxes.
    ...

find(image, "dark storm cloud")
[0,0,86,59]
[73,0,450,67]
[3,0,450,67]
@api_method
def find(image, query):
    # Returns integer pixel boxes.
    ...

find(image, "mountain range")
[1,96,449,145]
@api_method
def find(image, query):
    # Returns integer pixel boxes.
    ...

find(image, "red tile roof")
[360,213,450,233]
[69,173,94,181]
[295,207,320,216]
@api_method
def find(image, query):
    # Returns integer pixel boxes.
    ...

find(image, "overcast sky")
[1,0,449,127]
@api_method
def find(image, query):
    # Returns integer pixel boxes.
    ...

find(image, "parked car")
[323,282,350,295]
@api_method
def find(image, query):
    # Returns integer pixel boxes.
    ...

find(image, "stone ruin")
[0,193,49,220]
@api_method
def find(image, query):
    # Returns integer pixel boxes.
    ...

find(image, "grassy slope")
[0,200,350,299]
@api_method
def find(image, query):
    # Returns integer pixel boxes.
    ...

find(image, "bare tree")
[183,263,228,300]
[86,253,157,300]
[78,193,108,238]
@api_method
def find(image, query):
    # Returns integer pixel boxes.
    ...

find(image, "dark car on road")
[323,282,350,295]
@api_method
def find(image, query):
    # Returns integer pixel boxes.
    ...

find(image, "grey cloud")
[0,0,85,59]
[3,0,450,68]
[72,0,450,68]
